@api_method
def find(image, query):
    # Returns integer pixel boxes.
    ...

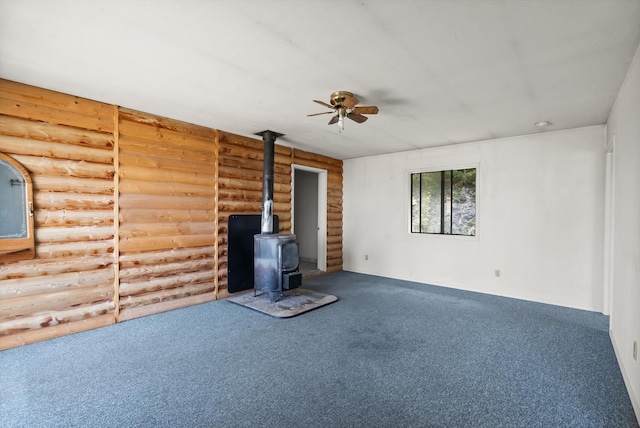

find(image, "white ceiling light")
[534,120,553,127]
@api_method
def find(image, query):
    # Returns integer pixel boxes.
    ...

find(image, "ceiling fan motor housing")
[330,91,357,107]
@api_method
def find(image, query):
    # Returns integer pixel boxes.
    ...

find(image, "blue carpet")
[1,271,637,427]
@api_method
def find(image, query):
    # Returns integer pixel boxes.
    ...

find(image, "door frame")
[292,164,327,272]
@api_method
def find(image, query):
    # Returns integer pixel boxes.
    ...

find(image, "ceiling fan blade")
[342,95,360,109]
[307,111,334,117]
[347,112,368,123]
[352,106,379,115]
[313,99,334,109]
[328,114,340,125]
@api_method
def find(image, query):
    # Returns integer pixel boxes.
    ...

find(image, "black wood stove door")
[227,214,279,293]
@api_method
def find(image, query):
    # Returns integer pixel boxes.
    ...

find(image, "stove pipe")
[259,130,277,234]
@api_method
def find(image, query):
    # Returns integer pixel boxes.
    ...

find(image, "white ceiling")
[1,0,639,160]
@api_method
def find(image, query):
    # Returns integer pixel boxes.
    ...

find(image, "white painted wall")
[343,126,605,311]
[606,43,640,420]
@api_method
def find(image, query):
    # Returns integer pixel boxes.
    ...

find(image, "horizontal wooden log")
[277,221,292,233]
[119,221,215,239]
[36,240,114,259]
[120,269,215,296]
[119,107,217,141]
[328,202,342,214]
[327,250,342,261]
[119,233,215,254]
[328,189,343,200]
[218,165,290,184]
[327,242,343,252]
[218,176,291,193]
[35,209,114,227]
[33,175,114,195]
[0,301,114,337]
[119,178,213,198]
[118,246,214,268]
[118,135,216,164]
[34,191,114,210]
[0,255,113,280]
[219,154,291,175]
[119,194,213,211]
[216,210,291,225]
[118,288,215,322]
[327,220,342,229]
[120,281,215,308]
[0,97,113,133]
[119,150,214,174]
[218,188,290,204]
[327,235,342,244]
[119,164,215,186]
[120,258,213,281]
[216,199,261,213]
[0,134,113,164]
[0,115,114,149]
[36,225,114,244]
[217,188,262,202]
[118,121,215,155]
[0,313,114,351]
[293,148,342,168]
[0,267,115,298]
[1,284,114,321]
[119,208,214,224]
[218,145,293,166]
[219,132,291,156]
[0,79,115,124]
[12,154,115,179]
[218,200,290,213]
[327,212,342,221]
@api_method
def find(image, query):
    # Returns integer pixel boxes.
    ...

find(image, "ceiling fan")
[307,91,379,132]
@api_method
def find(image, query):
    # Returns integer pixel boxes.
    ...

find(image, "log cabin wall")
[0,79,343,350]
[116,108,219,321]
[0,80,117,350]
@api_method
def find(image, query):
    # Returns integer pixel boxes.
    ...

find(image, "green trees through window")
[411,168,476,236]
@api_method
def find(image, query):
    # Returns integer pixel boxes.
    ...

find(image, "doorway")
[292,165,327,275]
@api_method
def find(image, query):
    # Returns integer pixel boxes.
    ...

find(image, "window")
[411,168,476,236]
[0,152,35,262]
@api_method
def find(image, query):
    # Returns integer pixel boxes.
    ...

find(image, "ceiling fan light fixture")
[308,91,379,132]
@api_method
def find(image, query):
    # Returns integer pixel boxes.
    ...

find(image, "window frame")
[407,163,479,239]
[0,152,35,262]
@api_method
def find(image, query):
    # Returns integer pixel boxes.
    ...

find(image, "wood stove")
[253,130,302,302]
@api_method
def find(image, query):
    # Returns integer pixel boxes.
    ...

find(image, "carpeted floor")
[1,271,637,427]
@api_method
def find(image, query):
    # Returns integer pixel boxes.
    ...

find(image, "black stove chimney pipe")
[256,130,282,234]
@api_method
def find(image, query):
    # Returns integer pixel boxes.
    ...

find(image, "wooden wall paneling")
[0,79,117,349]
[117,109,217,320]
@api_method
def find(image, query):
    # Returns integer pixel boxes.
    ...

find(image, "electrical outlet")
[495,269,501,278]
[365,254,368,261]
[634,341,638,361]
